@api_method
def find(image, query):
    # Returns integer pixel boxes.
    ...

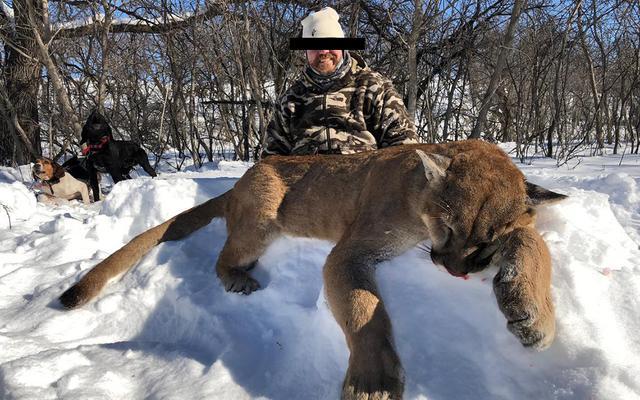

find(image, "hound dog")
[81,110,157,200]
[62,155,102,201]
[32,157,91,205]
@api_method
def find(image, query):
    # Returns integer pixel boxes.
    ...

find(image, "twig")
[1,204,12,230]
[618,141,629,167]
[153,84,171,171]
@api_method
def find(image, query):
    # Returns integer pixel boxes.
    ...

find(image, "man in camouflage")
[262,7,417,157]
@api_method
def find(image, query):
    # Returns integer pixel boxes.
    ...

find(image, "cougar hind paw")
[220,270,261,295]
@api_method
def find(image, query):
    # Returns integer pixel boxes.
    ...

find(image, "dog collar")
[36,177,60,195]
[82,135,110,155]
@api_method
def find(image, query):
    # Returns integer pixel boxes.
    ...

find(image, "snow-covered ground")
[1,146,639,400]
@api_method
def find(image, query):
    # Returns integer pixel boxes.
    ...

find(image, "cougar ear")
[415,150,451,182]
[525,181,567,206]
[53,163,66,179]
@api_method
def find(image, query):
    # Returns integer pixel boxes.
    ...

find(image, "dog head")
[81,109,113,145]
[33,157,66,181]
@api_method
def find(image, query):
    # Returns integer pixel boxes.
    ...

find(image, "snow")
[0,182,37,229]
[1,148,640,400]
[53,9,196,32]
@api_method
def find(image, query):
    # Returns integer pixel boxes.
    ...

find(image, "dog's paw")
[219,270,260,295]
[341,344,404,400]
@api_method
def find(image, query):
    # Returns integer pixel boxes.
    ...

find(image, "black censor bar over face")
[290,38,365,50]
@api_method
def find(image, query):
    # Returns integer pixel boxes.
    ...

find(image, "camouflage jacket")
[262,54,417,157]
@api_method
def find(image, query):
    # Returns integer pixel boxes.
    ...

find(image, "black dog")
[61,155,92,182]
[81,110,157,200]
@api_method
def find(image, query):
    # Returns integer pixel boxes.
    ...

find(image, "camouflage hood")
[262,52,417,157]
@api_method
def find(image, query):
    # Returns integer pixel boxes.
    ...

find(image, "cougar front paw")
[493,266,555,350]
[506,311,555,350]
[341,343,404,400]
[219,270,260,295]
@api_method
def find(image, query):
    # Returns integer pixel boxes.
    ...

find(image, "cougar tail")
[59,190,232,309]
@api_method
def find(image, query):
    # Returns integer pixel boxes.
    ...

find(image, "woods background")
[0,0,638,169]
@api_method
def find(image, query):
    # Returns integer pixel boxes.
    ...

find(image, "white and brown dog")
[32,157,91,205]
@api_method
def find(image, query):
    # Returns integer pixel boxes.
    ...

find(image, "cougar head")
[416,147,566,277]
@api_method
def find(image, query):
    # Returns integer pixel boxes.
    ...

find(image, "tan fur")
[59,140,565,399]
[33,158,90,204]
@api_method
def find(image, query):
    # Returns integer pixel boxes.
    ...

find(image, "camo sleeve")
[368,77,418,147]
[262,96,292,157]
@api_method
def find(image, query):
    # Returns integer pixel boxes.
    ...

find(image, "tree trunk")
[469,0,525,139]
[1,0,43,164]
[547,0,582,158]
[406,0,423,119]
[577,4,605,151]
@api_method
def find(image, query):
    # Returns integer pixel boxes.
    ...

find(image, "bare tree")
[0,0,638,167]
[1,0,44,164]
[470,0,526,139]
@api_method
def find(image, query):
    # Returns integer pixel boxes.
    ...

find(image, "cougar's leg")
[215,226,277,295]
[215,163,285,295]
[324,235,409,400]
[493,226,556,350]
